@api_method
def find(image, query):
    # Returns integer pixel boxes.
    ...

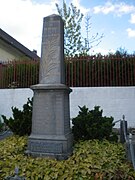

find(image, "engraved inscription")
[44,27,59,37]
[40,36,60,84]
[45,21,60,27]
[30,142,63,153]
[43,21,60,38]
[39,15,63,84]
[32,93,55,135]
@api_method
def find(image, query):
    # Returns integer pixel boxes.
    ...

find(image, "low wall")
[0,87,135,128]
[70,87,135,128]
[0,88,33,119]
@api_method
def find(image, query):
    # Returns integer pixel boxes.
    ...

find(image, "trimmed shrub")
[2,98,33,136]
[72,105,118,141]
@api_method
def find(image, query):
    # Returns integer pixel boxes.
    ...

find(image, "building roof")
[0,28,40,60]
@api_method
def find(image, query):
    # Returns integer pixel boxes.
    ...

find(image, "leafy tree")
[115,47,128,57]
[108,47,129,57]
[56,1,103,56]
[56,0,84,56]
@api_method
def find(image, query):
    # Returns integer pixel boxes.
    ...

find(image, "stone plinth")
[27,84,73,159]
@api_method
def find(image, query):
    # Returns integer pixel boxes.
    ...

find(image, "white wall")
[0,88,33,119]
[70,87,135,128]
[0,87,135,128]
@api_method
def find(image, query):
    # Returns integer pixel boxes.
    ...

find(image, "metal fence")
[0,55,135,88]
[65,55,135,87]
[0,60,39,88]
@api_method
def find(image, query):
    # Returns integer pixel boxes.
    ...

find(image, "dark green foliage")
[0,118,4,132]
[2,98,33,136]
[72,105,118,141]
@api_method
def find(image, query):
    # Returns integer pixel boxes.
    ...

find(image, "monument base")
[27,84,73,160]
[27,133,73,160]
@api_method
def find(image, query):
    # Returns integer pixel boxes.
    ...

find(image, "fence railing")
[65,56,135,87]
[0,56,135,88]
[0,60,39,88]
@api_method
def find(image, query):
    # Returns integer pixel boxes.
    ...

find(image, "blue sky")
[0,0,135,56]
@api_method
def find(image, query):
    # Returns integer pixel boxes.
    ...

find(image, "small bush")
[72,105,118,142]
[2,98,33,136]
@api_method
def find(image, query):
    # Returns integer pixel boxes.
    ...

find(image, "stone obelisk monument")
[27,15,73,159]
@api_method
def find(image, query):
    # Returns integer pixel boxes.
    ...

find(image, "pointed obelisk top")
[39,14,65,85]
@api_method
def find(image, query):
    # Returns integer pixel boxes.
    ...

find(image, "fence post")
[120,115,128,143]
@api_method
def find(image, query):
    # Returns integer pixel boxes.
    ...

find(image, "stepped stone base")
[27,133,73,160]
[27,84,73,160]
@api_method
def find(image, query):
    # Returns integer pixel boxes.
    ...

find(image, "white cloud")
[111,31,115,34]
[90,47,115,55]
[71,0,90,15]
[126,28,135,37]
[118,3,135,14]
[93,2,115,15]
[0,0,59,56]
[93,2,135,16]
[130,13,135,24]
